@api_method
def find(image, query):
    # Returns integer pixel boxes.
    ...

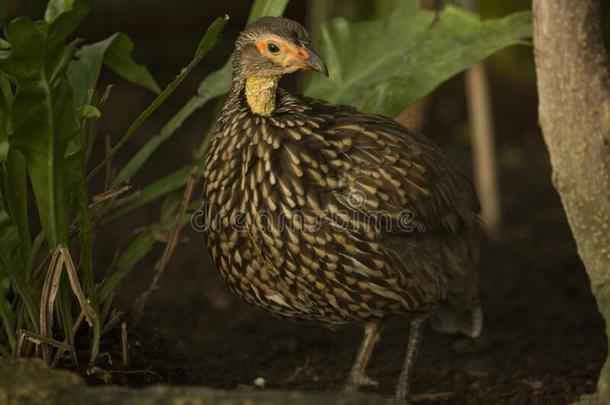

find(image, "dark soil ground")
[72,81,607,404]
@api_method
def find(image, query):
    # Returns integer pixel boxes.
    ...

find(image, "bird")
[202,16,482,404]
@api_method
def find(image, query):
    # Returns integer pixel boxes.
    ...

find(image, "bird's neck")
[244,75,280,116]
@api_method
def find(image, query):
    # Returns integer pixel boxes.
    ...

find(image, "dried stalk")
[38,244,96,365]
[459,0,502,236]
[39,248,64,363]
[13,329,75,360]
[91,185,132,206]
[121,321,128,366]
[130,168,199,325]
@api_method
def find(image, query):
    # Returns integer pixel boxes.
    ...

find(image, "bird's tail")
[431,303,483,338]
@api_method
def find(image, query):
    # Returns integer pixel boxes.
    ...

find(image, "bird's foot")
[344,372,379,392]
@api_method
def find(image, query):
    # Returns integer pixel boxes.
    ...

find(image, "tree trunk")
[533,0,610,403]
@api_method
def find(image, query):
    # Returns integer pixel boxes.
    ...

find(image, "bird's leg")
[344,320,381,392]
[394,316,426,404]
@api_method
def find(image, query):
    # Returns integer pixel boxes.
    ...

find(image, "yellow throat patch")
[245,76,279,116]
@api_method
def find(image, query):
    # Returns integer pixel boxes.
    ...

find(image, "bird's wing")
[304,99,480,237]
[297,99,482,314]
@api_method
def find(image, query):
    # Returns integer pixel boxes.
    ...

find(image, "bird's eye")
[267,43,280,53]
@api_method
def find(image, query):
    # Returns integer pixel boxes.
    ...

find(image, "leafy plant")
[305,0,532,116]
[0,0,229,365]
[0,0,532,372]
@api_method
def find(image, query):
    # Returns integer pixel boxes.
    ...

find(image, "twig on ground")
[14,329,75,360]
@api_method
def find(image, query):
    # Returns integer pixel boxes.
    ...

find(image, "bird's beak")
[303,48,328,77]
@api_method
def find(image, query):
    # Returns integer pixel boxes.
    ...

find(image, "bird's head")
[234,16,328,80]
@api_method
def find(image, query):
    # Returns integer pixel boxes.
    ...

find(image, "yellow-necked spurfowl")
[203,16,482,403]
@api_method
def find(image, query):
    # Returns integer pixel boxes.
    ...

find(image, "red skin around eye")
[255,39,307,58]
[254,39,310,69]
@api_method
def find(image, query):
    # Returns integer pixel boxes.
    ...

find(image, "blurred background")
[9,1,607,404]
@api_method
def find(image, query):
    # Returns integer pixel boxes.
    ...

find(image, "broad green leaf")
[112,0,291,186]
[99,15,229,186]
[46,0,89,48]
[5,151,30,261]
[68,32,158,108]
[0,17,79,249]
[0,75,12,161]
[0,205,19,257]
[101,33,160,95]
[45,0,76,22]
[0,211,38,332]
[0,0,8,28]
[67,34,116,107]
[305,0,532,116]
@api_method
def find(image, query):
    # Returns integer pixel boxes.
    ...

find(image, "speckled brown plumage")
[202,16,481,403]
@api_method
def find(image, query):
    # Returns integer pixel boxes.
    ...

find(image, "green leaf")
[196,0,290,105]
[195,14,230,59]
[247,0,290,23]
[0,204,20,257]
[0,210,38,332]
[46,0,89,47]
[113,62,230,187]
[197,57,233,108]
[45,0,76,22]
[0,0,9,28]
[25,232,45,280]
[67,32,157,108]
[76,105,101,119]
[4,150,30,261]
[94,15,229,185]
[99,229,155,303]
[0,18,79,249]
[74,165,101,363]
[305,1,532,116]
[111,0,291,186]
[105,163,199,222]
[0,286,15,349]
[0,75,12,162]
[101,33,161,95]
